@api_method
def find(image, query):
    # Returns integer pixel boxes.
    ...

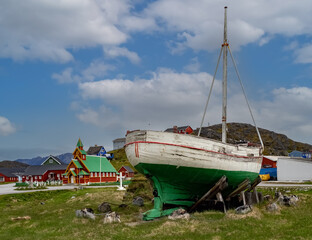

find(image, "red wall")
[0,173,18,182]
[118,168,134,178]
[262,157,277,168]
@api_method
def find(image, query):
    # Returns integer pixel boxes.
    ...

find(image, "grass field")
[1,185,312,240]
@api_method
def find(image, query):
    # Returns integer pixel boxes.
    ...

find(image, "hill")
[195,122,312,155]
[15,153,73,166]
[0,160,29,168]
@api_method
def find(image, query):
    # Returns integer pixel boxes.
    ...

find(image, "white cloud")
[76,67,312,144]
[0,116,16,136]
[52,61,115,83]
[184,57,201,72]
[103,47,141,64]
[0,0,130,62]
[294,44,312,64]
[144,0,312,52]
[78,69,222,130]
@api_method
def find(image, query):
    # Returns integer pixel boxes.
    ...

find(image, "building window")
[35,176,37,180]
[113,173,115,177]
[39,176,42,180]
[91,172,93,177]
[57,174,60,178]
[109,172,112,177]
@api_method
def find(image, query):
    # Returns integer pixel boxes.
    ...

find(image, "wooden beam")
[189,175,228,213]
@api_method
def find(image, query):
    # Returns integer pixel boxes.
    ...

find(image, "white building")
[113,138,126,150]
[277,157,312,181]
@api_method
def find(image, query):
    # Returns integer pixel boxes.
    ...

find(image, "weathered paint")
[125,130,262,220]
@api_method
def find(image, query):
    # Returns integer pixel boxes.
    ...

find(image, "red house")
[165,125,193,134]
[63,138,118,184]
[0,168,20,182]
[118,166,135,178]
[22,164,67,183]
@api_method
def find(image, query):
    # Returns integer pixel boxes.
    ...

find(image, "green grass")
[1,186,312,240]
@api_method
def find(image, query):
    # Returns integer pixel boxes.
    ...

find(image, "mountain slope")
[195,122,312,156]
[0,160,29,168]
[16,153,73,165]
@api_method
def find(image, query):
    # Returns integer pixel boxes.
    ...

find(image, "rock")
[263,195,272,201]
[266,202,279,212]
[118,204,128,208]
[98,202,111,213]
[132,196,144,207]
[103,212,121,224]
[71,196,76,199]
[277,194,298,206]
[235,205,252,214]
[76,209,95,220]
[40,202,45,205]
[289,195,299,206]
[168,208,190,220]
[84,208,94,214]
[11,216,31,221]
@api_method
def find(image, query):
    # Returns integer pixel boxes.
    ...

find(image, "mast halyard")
[221,6,228,143]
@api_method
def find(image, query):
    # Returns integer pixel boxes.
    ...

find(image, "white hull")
[125,130,262,174]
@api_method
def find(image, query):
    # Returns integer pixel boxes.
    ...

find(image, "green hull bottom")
[135,163,259,220]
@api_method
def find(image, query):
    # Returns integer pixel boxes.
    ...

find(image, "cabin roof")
[87,146,104,155]
[23,164,67,176]
[119,166,134,173]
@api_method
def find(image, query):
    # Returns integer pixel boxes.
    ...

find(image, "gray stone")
[235,205,252,214]
[75,209,95,220]
[98,202,111,213]
[277,194,299,206]
[103,212,121,224]
[168,208,190,220]
[266,202,279,212]
[263,195,272,201]
[132,196,144,207]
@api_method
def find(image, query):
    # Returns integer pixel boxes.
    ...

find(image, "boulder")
[75,209,95,220]
[168,208,190,220]
[266,202,279,212]
[103,212,121,224]
[235,205,252,214]
[98,202,111,213]
[132,197,144,207]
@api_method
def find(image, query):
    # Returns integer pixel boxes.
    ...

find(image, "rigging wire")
[227,45,264,151]
[198,46,224,136]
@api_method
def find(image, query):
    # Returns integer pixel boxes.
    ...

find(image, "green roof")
[73,159,83,168]
[69,170,77,176]
[80,149,87,155]
[83,155,117,173]
[77,138,83,147]
[78,170,89,176]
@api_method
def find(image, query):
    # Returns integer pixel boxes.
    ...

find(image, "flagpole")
[100,155,102,185]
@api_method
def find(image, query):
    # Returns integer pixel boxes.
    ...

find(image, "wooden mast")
[222,6,228,143]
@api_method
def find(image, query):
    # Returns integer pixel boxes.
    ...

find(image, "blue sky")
[1,0,312,160]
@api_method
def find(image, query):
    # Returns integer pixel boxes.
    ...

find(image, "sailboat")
[125,7,263,220]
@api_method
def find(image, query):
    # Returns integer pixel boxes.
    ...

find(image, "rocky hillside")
[0,160,29,168]
[195,122,312,156]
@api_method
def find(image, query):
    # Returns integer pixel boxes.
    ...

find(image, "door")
[71,176,75,183]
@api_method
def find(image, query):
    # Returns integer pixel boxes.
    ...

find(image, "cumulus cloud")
[103,47,141,64]
[0,0,132,62]
[52,61,115,83]
[0,116,16,136]
[144,0,312,52]
[78,69,222,130]
[294,44,312,64]
[75,67,312,144]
